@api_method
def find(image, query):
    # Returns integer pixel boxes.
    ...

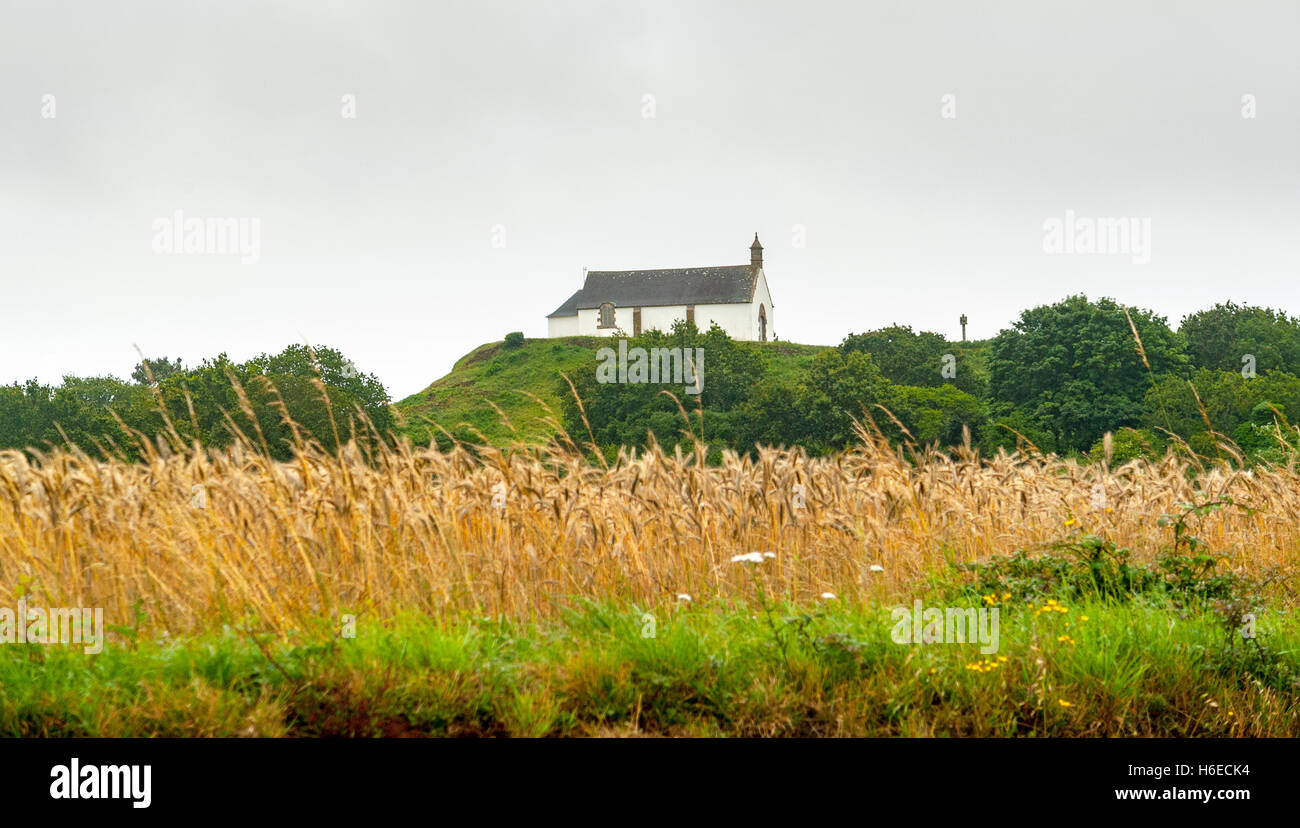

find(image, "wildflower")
[676,594,692,602]
[868,564,884,573]
[819,592,836,600]
[763,552,776,559]
[1078,615,1089,622]
[1001,592,1011,601]
[997,656,1008,662]
[1064,519,1076,527]
[1056,635,1075,645]
[1058,699,1072,707]
[983,593,996,606]
[731,552,765,564]
[929,667,937,674]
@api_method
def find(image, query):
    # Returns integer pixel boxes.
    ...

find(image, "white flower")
[763,552,776,559]
[868,564,884,573]
[676,593,692,602]
[731,552,766,564]
[820,592,836,600]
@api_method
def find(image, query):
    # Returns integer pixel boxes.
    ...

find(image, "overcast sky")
[2,1,1298,401]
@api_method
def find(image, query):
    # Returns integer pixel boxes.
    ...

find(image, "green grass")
[393,336,828,447]
[4,595,1296,737]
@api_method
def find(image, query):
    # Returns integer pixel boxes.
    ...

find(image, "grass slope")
[393,335,827,447]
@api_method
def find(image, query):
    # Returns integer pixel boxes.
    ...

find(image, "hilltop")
[393,336,827,447]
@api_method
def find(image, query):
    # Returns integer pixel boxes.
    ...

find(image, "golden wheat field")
[1,424,1297,637]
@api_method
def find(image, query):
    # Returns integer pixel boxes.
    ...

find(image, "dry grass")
[2,414,1299,637]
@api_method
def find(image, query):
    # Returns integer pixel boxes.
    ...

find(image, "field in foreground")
[1,427,1298,735]
[3,598,1297,737]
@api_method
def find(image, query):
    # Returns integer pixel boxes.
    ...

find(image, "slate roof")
[548,289,584,318]
[547,265,759,318]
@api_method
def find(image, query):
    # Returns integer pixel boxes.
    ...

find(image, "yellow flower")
[1058,699,1072,707]
[1079,615,1089,622]
[998,656,1008,662]
[929,667,937,674]
[1001,592,1011,601]
[1064,519,1076,527]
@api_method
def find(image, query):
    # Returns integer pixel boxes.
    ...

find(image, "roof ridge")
[587,263,750,274]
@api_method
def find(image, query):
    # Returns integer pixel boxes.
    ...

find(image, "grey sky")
[2,1,1297,401]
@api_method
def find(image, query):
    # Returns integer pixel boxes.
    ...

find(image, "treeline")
[561,297,1300,464]
[0,345,392,461]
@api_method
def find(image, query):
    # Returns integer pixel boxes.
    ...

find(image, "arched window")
[599,303,615,328]
[758,304,767,342]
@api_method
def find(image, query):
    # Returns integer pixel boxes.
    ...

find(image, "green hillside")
[394,336,827,447]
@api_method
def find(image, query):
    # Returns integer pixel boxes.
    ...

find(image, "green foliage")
[788,349,886,452]
[958,498,1256,609]
[1141,368,1300,462]
[559,321,767,453]
[503,331,525,349]
[840,325,989,399]
[131,356,185,385]
[1181,302,1300,375]
[1086,428,1166,464]
[881,383,986,447]
[3,597,1298,736]
[989,295,1188,453]
[0,345,391,461]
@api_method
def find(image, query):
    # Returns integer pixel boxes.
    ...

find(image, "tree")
[881,384,987,447]
[839,325,986,397]
[1142,368,1300,458]
[559,322,768,454]
[131,356,185,385]
[989,295,1188,453]
[1180,302,1300,375]
[0,345,392,461]
[791,349,886,452]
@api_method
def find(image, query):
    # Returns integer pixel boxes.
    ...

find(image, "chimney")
[750,233,763,269]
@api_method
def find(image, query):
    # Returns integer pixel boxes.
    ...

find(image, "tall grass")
[1,404,1297,638]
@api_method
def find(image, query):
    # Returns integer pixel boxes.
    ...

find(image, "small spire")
[750,233,762,268]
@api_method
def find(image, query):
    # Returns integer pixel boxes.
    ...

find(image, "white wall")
[752,269,774,340]
[548,273,775,341]
[547,314,579,337]
[694,302,754,339]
